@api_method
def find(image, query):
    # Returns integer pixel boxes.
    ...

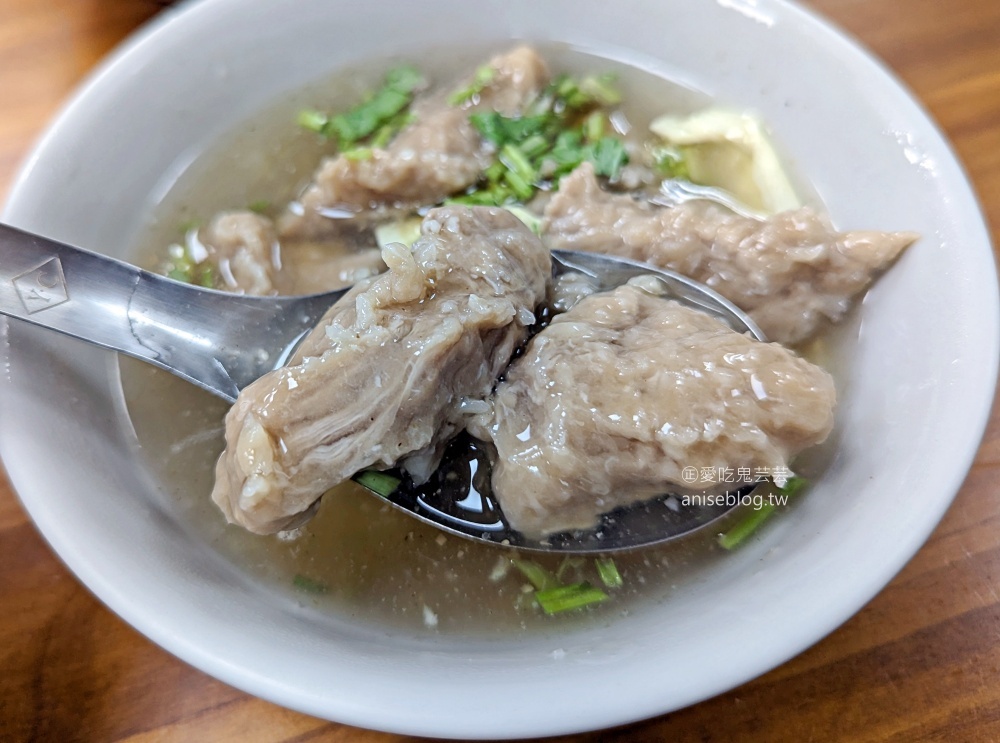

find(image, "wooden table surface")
[1,0,999,740]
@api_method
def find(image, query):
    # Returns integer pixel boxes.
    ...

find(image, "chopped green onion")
[543,73,621,111]
[461,70,627,204]
[292,574,329,594]
[519,134,550,160]
[297,108,329,134]
[718,506,776,551]
[535,582,609,614]
[582,110,605,143]
[502,205,543,235]
[555,556,585,582]
[448,64,496,105]
[163,232,216,288]
[653,145,691,180]
[502,169,534,201]
[446,190,504,206]
[247,200,271,214]
[177,218,201,235]
[370,126,394,149]
[512,558,560,592]
[778,476,808,498]
[197,265,215,289]
[352,469,402,497]
[167,267,191,283]
[718,477,808,550]
[595,557,623,588]
[499,143,537,182]
[341,147,374,161]
[551,75,589,109]
[483,159,506,183]
[579,73,622,106]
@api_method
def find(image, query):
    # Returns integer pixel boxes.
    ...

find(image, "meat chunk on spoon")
[212,206,550,534]
[477,282,837,537]
[542,163,916,345]
[280,46,550,239]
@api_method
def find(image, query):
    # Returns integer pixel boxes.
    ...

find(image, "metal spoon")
[0,222,763,553]
[651,178,769,220]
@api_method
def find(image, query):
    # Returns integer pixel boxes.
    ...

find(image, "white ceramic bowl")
[2,0,997,738]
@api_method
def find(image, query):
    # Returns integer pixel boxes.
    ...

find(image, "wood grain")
[1,0,998,740]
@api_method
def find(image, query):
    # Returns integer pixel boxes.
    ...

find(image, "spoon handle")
[0,223,339,401]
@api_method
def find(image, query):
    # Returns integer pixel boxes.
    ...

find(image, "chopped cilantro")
[588,136,628,180]
[469,112,550,147]
[547,130,587,174]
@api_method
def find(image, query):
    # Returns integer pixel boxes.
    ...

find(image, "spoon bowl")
[652,178,769,220]
[0,221,762,552]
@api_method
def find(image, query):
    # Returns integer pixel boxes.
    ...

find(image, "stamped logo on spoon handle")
[12,257,69,314]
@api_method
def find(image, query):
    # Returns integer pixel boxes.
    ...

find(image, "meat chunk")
[200,211,388,295]
[199,211,281,295]
[212,206,551,534]
[479,283,836,537]
[542,163,916,345]
[279,46,549,239]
